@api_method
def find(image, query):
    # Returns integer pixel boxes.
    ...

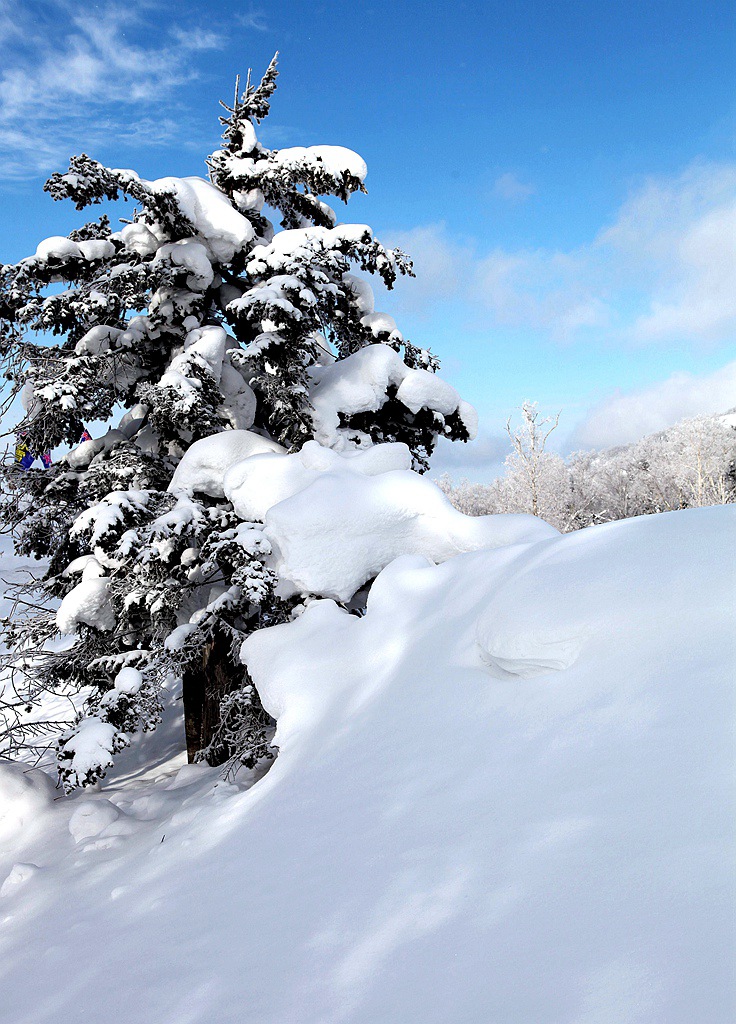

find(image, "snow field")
[2,83,733,1021]
[0,505,733,1023]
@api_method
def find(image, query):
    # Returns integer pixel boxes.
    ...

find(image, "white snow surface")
[169,429,286,498]
[268,467,556,601]
[33,236,82,261]
[0,761,56,844]
[55,577,115,633]
[32,237,115,263]
[159,325,258,433]
[65,428,128,471]
[244,224,373,278]
[223,439,414,520]
[117,222,161,257]
[149,176,255,263]
[153,238,214,292]
[68,798,120,843]
[272,144,368,183]
[223,440,554,600]
[1,506,734,1023]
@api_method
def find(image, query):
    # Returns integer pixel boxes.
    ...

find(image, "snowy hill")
[1,506,735,1023]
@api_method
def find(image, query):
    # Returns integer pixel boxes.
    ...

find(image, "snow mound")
[0,862,39,897]
[34,236,82,261]
[62,554,105,580]
[223,439,413,521]
[241,506,735,1021]
[262,462,557,601]
[223,439,551,601]
[0,761,56,843]
[478,630,583,677]
[68,800,120,843]
[169,430,285,498]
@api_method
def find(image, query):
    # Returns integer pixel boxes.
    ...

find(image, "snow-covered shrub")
[0,56,478,788]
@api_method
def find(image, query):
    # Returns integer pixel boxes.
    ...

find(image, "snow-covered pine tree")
[0,55,475,789]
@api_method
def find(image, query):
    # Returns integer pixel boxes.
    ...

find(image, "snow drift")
[0,506,734,1023]
[168,435,556,603]
[221,439,556,601]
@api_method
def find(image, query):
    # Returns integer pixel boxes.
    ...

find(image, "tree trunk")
[182,628,238,763]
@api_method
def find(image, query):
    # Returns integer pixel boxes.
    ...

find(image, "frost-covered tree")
[436,404,574,531]
[485,402,574,530]
[0,56,475,788]
[568,413,736,525]
[435,473,500,517]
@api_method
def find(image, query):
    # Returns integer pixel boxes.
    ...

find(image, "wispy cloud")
[571,360,736,448]
[236,9,269,32]
[386,161,736,348]
[599,163,736,344]
[0,3,23,47]
[381,223,476,316]
[492,172,536,203]
[0,0,225,177]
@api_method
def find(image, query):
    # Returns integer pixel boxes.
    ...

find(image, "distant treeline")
[438,404,736,532]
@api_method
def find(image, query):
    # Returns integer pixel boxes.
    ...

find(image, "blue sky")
[0,0,734,475]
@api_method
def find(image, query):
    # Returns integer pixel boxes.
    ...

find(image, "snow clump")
[169,429,286,498]
[148,176,255,263]
[56,579,115,634]
[223,439,413,521]
[308,344,479,450]
[0,761,56,843]
[262,463,557,601]
[68,800,120,843]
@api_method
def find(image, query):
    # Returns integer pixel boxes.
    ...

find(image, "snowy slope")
[1,507,734,1024]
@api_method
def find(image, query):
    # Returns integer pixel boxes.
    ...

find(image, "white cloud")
[385,162,736,348]
[608,170,736,344]
[571,360,736,449]
[0,1,225,177]
[429,430,509,482]
[380,223,475,315]
[475,247,612,338]
[0,2,22,47]
[492,172,536,202]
